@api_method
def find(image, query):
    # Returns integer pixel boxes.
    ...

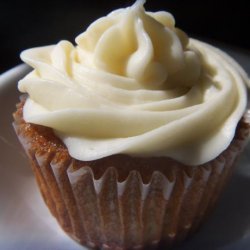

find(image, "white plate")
[0,45,250,250]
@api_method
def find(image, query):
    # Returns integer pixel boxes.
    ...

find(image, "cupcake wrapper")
[13,113,250,249]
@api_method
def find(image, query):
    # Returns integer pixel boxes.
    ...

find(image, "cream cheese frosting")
[18,0,248,165]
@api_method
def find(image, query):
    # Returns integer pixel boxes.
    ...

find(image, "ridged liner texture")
[13,102,250,250]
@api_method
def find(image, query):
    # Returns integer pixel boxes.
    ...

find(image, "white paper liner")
[13,110,250,249]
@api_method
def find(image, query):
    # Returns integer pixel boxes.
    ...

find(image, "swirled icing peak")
[75,0,200,88]
[18,0,248,165]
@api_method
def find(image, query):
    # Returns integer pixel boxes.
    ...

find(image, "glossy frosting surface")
[19,0,248,165]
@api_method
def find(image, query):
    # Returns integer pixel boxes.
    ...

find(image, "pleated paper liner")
[13,104,250,250]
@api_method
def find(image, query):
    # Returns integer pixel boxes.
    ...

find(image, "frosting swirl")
[19,0,248,165]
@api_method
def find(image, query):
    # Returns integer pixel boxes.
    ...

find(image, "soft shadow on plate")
[174,151,250,250]
[0,49,250,250]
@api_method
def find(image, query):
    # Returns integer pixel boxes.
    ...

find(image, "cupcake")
[13,0,250,249]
